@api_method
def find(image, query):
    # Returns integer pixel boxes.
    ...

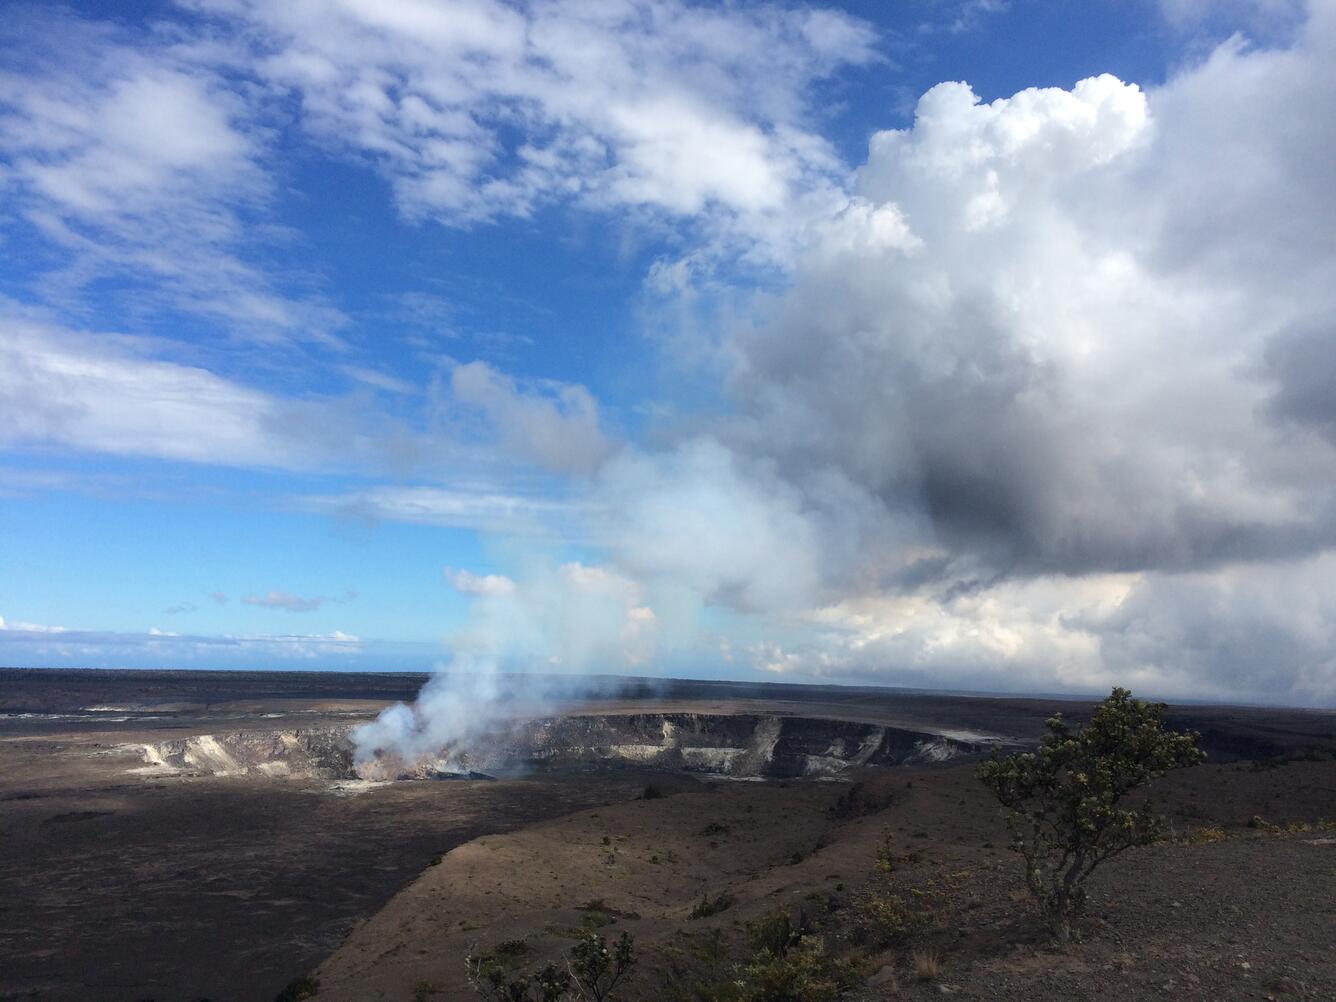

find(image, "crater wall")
[129,712,997,781]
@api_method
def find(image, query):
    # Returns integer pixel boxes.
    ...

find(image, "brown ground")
[3,669,1334,1002]
[312,760,1336,1002]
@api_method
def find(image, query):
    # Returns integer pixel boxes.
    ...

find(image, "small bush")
[700,821,731,837]
[641,784,666,800]
[874,832,897,874]
[274,975,319,1002]
[468,933,634,1001]
[912,948,942,981]
[569,931,636,1002]
[413,979,443,1000]
[748,908,807,958]
[849,888,929,948]
[735,936,864,1002]
[494,939,530,964]
[690,890,736,919]
[827,782,896,820]
[465,953,568,1002]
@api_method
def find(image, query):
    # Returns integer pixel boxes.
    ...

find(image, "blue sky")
[2,0,1335,705]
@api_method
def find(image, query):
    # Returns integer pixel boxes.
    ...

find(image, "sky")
[1,0,1334,707]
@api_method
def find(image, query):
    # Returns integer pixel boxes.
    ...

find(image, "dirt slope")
[310,760,1336,1002]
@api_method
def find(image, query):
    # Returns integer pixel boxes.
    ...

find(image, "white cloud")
[4,0,1335,706]
[240,589,337,613]
[189,0,875,261]
[0,615,68,634]
[594,437,825,614]
[448,360,615,476]
[602,6,1336,702]
[0,12,342,340]
[446,559,659,672]
[448,568,517,597]
[1158,0,1307,37]
[0,305,297,466]
[0,616,365,660]
[304,483,581,537]
[0,302,619,489]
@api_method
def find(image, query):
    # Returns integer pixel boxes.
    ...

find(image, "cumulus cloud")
[594,438,826,614]
[598,5,1336,704]
[340,5,1336,706]
[5,0,1336,708]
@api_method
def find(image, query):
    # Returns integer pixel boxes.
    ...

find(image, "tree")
[977,687,1205,942]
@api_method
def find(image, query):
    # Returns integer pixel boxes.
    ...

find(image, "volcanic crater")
[127,711,999,782]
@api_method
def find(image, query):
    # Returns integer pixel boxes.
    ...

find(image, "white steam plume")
[351,561,656,777]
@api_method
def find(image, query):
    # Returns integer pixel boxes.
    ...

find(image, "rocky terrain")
[1,669,1333,1001]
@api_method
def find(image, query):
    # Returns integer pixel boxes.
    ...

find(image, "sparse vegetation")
[849,885,930,947]
[689,889,736,919]
[911,948,942,981]
[734,932,864,1002]
[640,784,666,800]
[466,932,635,1002]
[977,687,1205,942]
[273,974,319,1002]
[494,939,531,964]
[700,821,730,837]
[465,953,569,1002]
[568,931,636,1002]
[826,781,896,820]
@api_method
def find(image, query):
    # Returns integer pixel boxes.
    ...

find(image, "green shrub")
[849,887,928,947]
[735,936,863,1002]
[977,687,1204,942]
